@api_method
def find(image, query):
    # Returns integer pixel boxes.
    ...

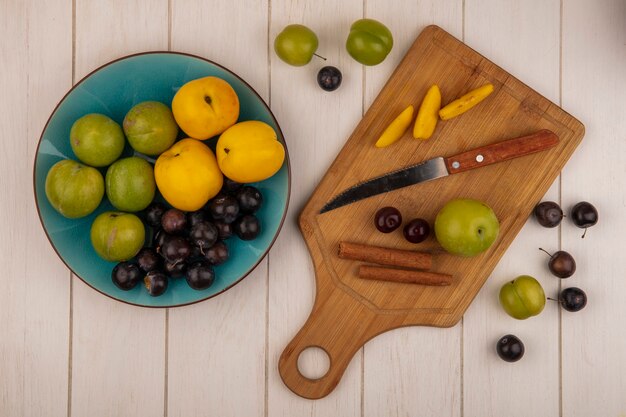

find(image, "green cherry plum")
[123,101,178,156]
[70,113,125,167]
[346,18,393,65]
[45,159,104,219]
[499,275,546,320]
[90,212,145,262]
[274,24,323,66]
[434,199,499,257]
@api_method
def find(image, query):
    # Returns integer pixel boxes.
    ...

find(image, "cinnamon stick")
[338,241,432,270]
[359,265,452,286]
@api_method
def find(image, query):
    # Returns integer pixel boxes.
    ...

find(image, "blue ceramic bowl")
[34,52,290,307]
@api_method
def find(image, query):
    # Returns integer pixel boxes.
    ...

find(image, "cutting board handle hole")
[297,346,331,380]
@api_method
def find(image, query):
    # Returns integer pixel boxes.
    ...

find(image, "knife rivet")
[452,161,460,169]
[476,154,484,162]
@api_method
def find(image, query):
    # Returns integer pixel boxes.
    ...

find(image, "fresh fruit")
[90,212,145,262]
[208,194,239,223]
[374,206,402,233]
[539,248,576,278]
[160,235,192,264]
[413,85,441,140]
[144,271,168,296]
[558,287,587,312]
[105,156,156,212]
[204,241,229,265]
[144,202,167,228]
[155,138,223,211]
[434,199,499,257]
[236,186,263,214]
[186,260,215,290]
[216,121,285,183]
[274,24,319,66]
[534,201,564,228]
[499,275,546,320]
[222,178,243,194]
[111,262,142,291]
[571,201,598,238]
[187,210,208,227]
[346,18,393,66]
[234,215,261,240]
[171,76,240,140]
[317,66,342,91]
[70,113,125,167]
[153,230,171,250]
[189,221,219,252]
[439,83,494,120]
[214,221,234,240]
[123,101,178,156]
[136,247,160,272]
[189,244,204,259]
[403,218,430,243]
[161,208,187,234]
[496,334,525,362]
[164,260,187,277]
[374,105,414,148]
[45,159,104,218]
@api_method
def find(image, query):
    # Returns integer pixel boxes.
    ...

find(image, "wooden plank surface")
[462,1,562,416]
[69,1,168,416]
[561,0,626,416]
[361,2,463,416]
[166,1,269,416]
[1,1,625,416]
[0,1,72,417]
[267,0,365,414]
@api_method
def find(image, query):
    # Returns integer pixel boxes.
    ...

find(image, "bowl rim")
[33,50,291,309]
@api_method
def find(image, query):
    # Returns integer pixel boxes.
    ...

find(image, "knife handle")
[444,129,559,174]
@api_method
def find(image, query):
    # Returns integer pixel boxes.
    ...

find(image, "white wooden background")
[1,0,625,416]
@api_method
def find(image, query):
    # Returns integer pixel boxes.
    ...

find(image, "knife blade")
[320,129,559,214]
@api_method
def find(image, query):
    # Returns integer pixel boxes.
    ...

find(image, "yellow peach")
[172,76,240,140]
[154,139,223,211]
[216,121,285,183]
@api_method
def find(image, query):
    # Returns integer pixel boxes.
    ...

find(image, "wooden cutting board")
[279,25,584,399]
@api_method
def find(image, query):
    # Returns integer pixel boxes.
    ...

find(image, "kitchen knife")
[320,129,559,214]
